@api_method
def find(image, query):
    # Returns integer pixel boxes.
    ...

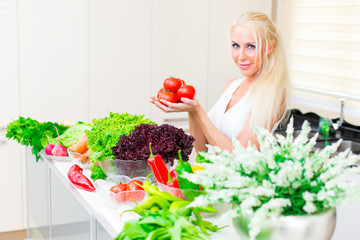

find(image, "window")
[276,0,360,124]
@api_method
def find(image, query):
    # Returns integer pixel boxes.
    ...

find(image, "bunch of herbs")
[6,116,68,161]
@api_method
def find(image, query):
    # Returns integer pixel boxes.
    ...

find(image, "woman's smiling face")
[231,25,263,81]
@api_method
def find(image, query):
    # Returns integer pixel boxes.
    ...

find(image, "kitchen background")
[0,0,359,238]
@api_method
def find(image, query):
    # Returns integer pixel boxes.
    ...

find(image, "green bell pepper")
[175,150,200,201]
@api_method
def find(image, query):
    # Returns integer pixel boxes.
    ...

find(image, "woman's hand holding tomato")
[177,85,196,101]
[151,76,197,112]
[150,95,200,113]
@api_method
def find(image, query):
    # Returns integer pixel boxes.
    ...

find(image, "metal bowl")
[232,209,336,240]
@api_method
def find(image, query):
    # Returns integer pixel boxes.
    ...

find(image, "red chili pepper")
[170,169,177,180]
[147,143,169,184]
[67,164,95,192]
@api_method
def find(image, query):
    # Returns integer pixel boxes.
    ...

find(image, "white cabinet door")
[89,0,152,120]
[0,0,24,232]
[151,0,210,127]
[18,0,89,123]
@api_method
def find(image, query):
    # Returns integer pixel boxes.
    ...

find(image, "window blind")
[276,0,360,123]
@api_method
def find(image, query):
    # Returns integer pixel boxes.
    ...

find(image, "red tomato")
[159,91,178,105]
[163,77,185,92]
[126,180,145,202]
[177,85,196,101]
[126,180,144,191]
[157,88,165,98]
[110,183,128,202]
[110,183,127,194]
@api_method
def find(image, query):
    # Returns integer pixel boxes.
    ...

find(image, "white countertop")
[46,159,239,239]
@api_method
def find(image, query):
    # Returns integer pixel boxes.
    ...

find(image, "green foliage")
[6,116,68,161]
[114,209,209,240]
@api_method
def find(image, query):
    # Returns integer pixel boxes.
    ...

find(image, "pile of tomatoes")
[109,179,145,203]
[157,77,196,105]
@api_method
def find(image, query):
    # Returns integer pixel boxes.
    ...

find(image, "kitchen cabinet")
[89,0,152,119]
[0,0,24,232]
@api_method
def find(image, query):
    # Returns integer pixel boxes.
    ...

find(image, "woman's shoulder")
[222,77,243,93]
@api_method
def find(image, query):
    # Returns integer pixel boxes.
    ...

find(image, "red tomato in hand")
[157,88,165,98]
[163,77,185,92]
[177,85,196,101]
[159,91,178,105]
[110,183,127,194]
[126,180,144,191]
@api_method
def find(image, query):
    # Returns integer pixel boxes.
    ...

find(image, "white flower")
[240,196,261,216]
[303,201,317,213]
[183,117,360,240]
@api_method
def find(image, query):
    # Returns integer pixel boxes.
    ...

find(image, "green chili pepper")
[196,206,218,214]
[192,208,211,235]
[169,200,191,213]
[175,150,199,200]
[131,196,170,213]
[142,174,183,202]
[150,205,160,213]
[191,219,228,232]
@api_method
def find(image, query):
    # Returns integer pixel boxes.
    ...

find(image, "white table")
[25,148,238,240]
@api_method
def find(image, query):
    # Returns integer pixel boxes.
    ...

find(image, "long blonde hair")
[231,12,289,130]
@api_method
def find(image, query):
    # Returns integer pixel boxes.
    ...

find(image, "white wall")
[0,0,272,232]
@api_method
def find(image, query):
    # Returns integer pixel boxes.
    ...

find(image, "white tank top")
[208,78,251,140]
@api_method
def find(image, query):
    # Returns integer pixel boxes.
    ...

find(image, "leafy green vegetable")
[86,112,156,179]
[43,122,92,148]
[6,116,68,161]
[90,164,106,181]
[114,209,209,240]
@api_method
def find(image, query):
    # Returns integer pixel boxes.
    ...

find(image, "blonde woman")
[150,11,289,152]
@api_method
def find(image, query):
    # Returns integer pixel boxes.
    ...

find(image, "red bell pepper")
[147,143,169,184]
[67,164,95,192]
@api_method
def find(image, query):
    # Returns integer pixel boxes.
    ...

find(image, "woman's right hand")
[150,96,200,113]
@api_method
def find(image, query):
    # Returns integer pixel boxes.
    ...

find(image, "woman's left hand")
[150,96,200,113]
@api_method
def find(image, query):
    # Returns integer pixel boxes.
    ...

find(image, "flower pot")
[232,209,336,240]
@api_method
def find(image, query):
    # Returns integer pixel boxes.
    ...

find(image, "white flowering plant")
[182,118,360,239]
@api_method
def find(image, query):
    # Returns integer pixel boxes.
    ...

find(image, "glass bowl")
[114,159,153,179]
[94,175,147,208]
[40,149,71,162]
[232,208,336,240]
[98,158,117,177]
[99,159,172,181]
[157,182,204,201]
[67,147,90,169]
